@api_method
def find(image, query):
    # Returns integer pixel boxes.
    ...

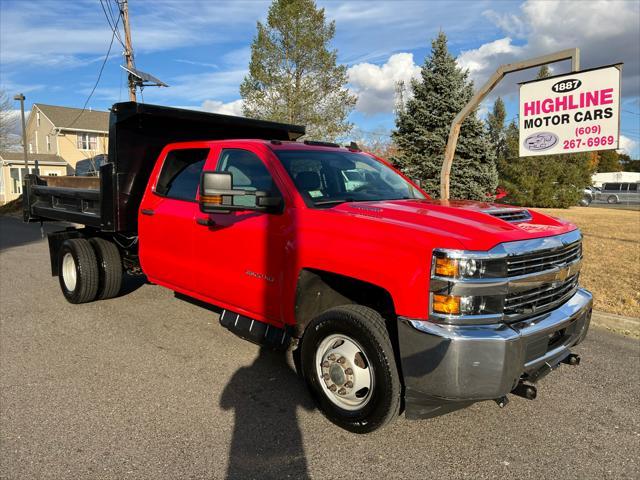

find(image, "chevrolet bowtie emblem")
[556,265,570,281]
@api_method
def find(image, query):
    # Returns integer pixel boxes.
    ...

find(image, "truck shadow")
[220,347,314,480]
[174,293,315,478]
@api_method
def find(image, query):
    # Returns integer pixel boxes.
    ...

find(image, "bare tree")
[0,90,19,150]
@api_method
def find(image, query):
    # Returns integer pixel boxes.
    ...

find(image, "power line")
[99,0,125,49]
[67,12,121,129]
[623,109,640,116]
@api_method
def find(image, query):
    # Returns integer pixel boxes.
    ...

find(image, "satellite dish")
[120,65,168,88]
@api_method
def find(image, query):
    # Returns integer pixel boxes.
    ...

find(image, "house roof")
[0,151,68,165]
[35,104,109,132]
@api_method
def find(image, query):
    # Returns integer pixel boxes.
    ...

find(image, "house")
[0,152,68,205]
[26,104,109,173]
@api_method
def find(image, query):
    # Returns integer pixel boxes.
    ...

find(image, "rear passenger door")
[138,146,211,292]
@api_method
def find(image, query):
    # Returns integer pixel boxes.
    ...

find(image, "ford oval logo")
[551,78,582,93]
[524,132,559,151]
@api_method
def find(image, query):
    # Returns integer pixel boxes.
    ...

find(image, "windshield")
[276,150,425,207]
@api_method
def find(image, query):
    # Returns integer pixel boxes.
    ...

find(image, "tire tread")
[89,237,123,300]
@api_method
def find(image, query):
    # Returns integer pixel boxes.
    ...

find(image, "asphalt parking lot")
[1,216,639,480]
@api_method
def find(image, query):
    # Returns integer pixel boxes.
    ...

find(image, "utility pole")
[13,93,29,173]
[119,0,137,102]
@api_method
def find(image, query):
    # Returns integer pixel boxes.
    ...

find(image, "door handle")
[141,209,155,216]
[196,217,215,227]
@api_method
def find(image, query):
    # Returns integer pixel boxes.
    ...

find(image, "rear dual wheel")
[59,238,122,304]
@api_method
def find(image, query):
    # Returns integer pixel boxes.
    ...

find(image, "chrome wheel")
[315,334,374,410]
[62,252,77,292]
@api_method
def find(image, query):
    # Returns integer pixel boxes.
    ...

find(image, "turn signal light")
[435,257,459,277]
[200,194,223,205]
[432,294,460,315]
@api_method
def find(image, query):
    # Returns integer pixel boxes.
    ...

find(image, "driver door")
[192,145,290,324]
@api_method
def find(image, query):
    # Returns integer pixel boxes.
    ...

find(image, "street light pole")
[13,93,29,173]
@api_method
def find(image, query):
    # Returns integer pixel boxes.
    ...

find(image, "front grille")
[488,209,532,222]
[504,274,579,315]
[506,240,582,276]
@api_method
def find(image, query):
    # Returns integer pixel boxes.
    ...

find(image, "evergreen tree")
[487,97,507,164]
[240,0,356,140]
[392,32,498,200]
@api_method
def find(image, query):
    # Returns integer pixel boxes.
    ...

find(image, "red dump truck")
[24,102,592,433]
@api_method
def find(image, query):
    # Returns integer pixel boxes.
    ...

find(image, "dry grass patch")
[536,207,640,318]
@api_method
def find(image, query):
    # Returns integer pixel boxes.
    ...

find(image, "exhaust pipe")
[512,382,537,400]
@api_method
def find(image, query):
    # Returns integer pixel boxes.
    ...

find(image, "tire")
[607,195,618,204]
[300,305,401,433]
[89,237,123,300]
[58,238,99,304]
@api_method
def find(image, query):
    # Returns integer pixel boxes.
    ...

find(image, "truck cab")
[24,103,592,433]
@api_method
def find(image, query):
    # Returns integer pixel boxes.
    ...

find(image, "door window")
[156,148,209,201]
[216,149,277,207]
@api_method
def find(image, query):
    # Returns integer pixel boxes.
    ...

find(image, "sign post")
[439,48,580,200]
[519,65,622,157]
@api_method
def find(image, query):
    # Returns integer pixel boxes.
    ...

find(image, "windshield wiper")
[314,198,355,206]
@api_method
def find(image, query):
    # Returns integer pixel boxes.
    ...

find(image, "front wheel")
[607,195,618,204]
[300,305,401,433]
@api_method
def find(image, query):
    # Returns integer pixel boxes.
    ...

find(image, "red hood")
[331,199,577,251]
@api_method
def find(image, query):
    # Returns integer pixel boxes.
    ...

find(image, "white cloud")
[347,53,421,115]
[458,38,522,75]
[201,99,244,116]
[618,135,638,156]
[461,0,640,98]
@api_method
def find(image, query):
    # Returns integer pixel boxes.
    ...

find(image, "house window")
[46,135,51,152]
[37,112,40,127]
[77,133,98,150]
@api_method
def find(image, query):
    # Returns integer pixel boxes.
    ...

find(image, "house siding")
[26,105,109,172]
[57,131,109,170]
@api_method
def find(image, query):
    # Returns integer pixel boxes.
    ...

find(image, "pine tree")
[240,0,356,140]
[487,97,507,165]
[392,32,498,200]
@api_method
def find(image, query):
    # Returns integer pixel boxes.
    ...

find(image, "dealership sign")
[519,65,621,157]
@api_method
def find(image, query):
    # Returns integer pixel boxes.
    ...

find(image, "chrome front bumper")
[398,288,592,419]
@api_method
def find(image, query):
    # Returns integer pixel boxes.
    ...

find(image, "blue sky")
[1,0,639,156]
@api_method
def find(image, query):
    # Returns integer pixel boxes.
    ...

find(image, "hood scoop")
[485,208,532,223]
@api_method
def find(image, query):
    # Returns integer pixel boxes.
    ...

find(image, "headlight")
[430,249,507,322]
[432,294,499,316]
[431,250,506,279]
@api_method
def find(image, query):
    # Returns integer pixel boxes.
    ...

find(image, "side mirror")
[199,172,242,213]
[199,171,283,214]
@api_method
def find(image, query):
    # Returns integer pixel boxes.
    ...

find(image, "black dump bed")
[23,102,305,232]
